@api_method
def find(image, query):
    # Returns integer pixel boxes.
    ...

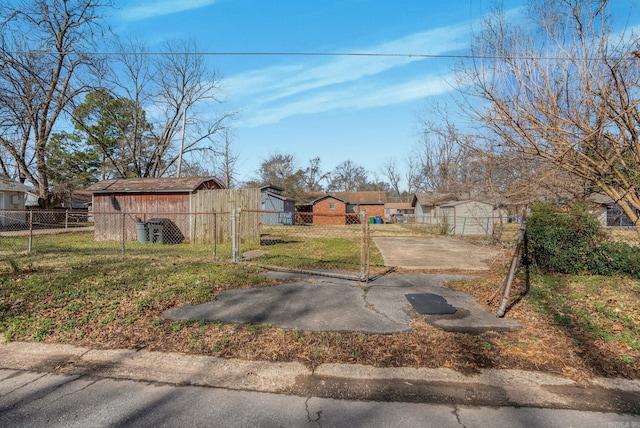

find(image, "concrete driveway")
[163,273,521,334]
[372,237,503,271]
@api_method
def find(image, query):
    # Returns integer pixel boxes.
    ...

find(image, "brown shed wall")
[93,192,191,241]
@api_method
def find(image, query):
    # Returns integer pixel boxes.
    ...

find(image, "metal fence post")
[28,210,33,253]
[212,213,217,260]
[360,210,370,281]
[231,209,238,262]
[122,212,126,256]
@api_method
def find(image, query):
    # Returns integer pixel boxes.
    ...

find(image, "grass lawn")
[0,231,638,380]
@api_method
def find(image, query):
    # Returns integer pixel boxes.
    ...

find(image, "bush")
[526,203,605,274]
[526,202,640,278]
[591,242,640,279]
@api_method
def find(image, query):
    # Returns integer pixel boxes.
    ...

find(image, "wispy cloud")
[244,74,456,128]
[121,0,217,21]
[227,19,476,128]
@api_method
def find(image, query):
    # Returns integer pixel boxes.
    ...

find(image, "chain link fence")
[1,208,531,281]
[0,208,386,281]
[242,210,378,280]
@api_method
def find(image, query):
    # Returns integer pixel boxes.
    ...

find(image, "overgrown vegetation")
[526,203,640,278]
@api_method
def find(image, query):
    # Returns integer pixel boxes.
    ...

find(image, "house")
[0,176,31,227]
[86,176,225,242]
[384,202,414,222]
[304,191,387,225]
[260,185,296,225]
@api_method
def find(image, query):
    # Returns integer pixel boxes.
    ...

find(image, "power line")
[5,50,638,62]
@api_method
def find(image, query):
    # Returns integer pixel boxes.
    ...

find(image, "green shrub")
[591,242,640,279]
[526,202,640,278]
[526,203,605,274]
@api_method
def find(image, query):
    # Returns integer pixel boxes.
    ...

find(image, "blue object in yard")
[375,216,382,224]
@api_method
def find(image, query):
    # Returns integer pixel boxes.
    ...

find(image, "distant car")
[394,213,407,224]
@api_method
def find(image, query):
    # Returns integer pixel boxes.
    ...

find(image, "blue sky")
[107,0,640,185]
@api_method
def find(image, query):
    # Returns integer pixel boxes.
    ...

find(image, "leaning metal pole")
[497,212,528,317]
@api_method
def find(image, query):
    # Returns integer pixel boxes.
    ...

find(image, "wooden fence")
[190,188,261,244]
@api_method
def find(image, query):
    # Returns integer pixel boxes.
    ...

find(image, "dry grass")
[1,231,639,382]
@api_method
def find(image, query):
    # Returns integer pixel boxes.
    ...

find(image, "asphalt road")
[1,368,639,428]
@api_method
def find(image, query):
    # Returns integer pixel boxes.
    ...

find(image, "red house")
[305,191,387,225]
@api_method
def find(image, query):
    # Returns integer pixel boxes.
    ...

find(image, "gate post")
[231,209,238,262]
[359,210,370,281]
[28,210,33,253]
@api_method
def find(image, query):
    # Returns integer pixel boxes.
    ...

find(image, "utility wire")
[6,50,640,61]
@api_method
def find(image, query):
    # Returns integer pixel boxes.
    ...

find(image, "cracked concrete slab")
[162,273,521,334]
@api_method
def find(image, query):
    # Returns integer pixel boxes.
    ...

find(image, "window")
[329,203,335,210]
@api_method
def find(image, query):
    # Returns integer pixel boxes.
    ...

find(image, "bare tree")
[459,0,640,225]
[327,160,371,192]
[214,130,240,188]
[302,157,329,193]
[382,158,403,200]
[404,154,423,197]
[151,39,232,177]
[77,38,233,179]
[415,116,473,197]
[0,0,111,203]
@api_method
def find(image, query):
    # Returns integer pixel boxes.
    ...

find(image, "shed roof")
[440,200,495,208]
[262,189,296,202]
[411,192,455,207]
[86,176,224,193]
[588,193,615,206]
[260,184,284,193]
[0,176,31,193]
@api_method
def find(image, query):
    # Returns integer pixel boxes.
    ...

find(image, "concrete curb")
[1,342,638,413]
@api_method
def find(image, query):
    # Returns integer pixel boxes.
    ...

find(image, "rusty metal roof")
[86,176,224,193]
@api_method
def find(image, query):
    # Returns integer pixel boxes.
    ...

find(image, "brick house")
[305,191,387,225]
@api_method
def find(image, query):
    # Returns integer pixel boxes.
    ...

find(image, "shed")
[588,193,638,227]
[0,176,30,226]
[440,200,497,236]
[260,185,296,225]
[86,176,224,242]
[410,192,455,224]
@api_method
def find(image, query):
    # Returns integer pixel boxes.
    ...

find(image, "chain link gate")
[236,209,382,281]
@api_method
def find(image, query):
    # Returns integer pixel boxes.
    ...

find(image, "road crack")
[451,404,466,427]
[305,396,323,427]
